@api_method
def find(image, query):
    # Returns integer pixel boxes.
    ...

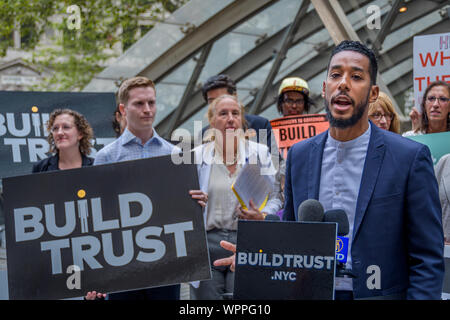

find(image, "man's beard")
[324,92,369,129]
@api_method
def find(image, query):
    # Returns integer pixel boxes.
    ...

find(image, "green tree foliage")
[0,0,54,54]
[0,0,187,91]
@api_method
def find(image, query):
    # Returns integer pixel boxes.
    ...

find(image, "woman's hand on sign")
[238,199,266,220]
[189,190,208,208]
[213,240,237,272]
[84,291,106,300]
[409,106,422,132]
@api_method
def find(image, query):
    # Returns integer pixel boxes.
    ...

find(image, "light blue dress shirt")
[319,122,371,291]
[94,128,180,165]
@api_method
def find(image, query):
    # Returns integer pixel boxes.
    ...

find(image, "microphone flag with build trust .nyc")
[233,199,337,300]
[3,155,211,300]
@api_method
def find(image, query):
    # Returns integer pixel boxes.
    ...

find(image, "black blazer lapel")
[353,124,386,241]
[48,154,59,171]
[81,155,94,166]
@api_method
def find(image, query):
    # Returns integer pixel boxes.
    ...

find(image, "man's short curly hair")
[47,108,94,156]
[201,74,237,102]
[328,40,378,85]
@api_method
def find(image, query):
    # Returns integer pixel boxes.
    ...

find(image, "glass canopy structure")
[83,0,450,139]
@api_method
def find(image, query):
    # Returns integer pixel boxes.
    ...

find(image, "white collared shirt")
[319,122,371,291]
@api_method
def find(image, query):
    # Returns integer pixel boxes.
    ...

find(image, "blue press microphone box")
[336,236,349,263]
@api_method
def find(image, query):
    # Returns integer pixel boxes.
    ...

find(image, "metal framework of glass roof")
[83,0,450,139]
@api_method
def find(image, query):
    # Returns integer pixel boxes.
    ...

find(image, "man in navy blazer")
[283,41,444,299]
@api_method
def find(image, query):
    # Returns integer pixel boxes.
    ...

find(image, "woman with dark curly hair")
[32,108,94,172]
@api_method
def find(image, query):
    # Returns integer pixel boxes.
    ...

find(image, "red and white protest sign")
[413,32,450,112]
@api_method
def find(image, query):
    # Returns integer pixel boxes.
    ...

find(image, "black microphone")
[323,209,349,236]
[323,209,355,279]
[264,214,281,221]
[298,199,324,222]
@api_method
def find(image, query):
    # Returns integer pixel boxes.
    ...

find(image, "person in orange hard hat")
[277,77,315,116]
[274,77,316,219]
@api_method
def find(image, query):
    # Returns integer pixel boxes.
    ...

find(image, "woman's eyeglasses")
[426,96,449,104]
[369,113,394,121]
[283,98,304,106]
[51,124,74,133]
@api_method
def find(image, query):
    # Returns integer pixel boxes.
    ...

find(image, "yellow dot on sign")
[77,189,86,198]
[31,106,38,112]
[259,249,263,253]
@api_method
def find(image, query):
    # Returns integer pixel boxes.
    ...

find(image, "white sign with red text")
[413,32,450,112]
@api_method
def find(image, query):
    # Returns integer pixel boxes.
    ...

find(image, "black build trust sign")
[0,91,117,179]
[3,155,211,300]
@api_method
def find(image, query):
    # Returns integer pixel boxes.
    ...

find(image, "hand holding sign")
[189,190,208,208]
[409,106,422,132]
[238,199,266,221]
[85,291,106,300]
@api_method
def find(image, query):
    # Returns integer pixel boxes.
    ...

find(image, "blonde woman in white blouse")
[190,94,282,300]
